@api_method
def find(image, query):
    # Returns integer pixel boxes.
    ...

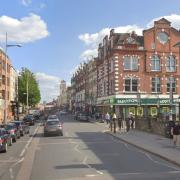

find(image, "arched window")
[151,55,160,71]
[166,55,176,72]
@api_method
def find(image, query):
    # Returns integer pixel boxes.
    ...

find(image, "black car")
[0,128,12,153]
[23,115,35,126]
[13,121,30,136]
[164,120,175,138]
[5,123,21,142]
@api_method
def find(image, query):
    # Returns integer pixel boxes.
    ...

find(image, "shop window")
[152,77,161,93]
[151,107,157,116]
[151,55,160,71]
[128,107,135,115]
[124,56,138,71]
[137,107,143,117]
[166,55,176,72]
[162,107,169,114]
[167,77,176,93]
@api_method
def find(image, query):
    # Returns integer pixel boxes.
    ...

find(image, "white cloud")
[35,72,60,102]
[21,0,32,6]
[80,48,98,61]
[79,14,180,60]
[79,25,143,60]
[147,14,180,29]
[0,13,49,43]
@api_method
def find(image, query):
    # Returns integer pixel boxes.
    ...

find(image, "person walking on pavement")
[112,112,117,133]
[126,112,132,132]
[171,121,180,147]
[117,113,122,131]
[105,112,110,124]
[130,113,135,129]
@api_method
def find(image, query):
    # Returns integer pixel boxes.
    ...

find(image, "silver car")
[44,119,63,136]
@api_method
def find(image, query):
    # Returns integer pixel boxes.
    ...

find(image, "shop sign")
[115,98,178,105]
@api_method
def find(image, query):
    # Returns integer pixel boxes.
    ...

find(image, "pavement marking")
[85,174,98,177]
[10,157,24,168]
[19,126,39,157]
[16,127,41,180]
[0,159,21,163]
[74,144,83,154]
[9,168,14,179]
[38,142,76,146]
[168,170,180,174]
[143,151,180,171]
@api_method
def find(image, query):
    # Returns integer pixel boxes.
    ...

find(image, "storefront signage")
[115,98,178,105]
[97,98,178,106]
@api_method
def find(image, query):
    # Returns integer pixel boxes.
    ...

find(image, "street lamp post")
[173,42,180,121]
[4,32,22,124]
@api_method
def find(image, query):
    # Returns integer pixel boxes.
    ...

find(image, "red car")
[0,128,12,153]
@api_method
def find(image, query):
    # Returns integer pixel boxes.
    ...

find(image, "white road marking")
[168,170,180,174]
[20,126,39,157]
[143,152,180,171]
[9,168,14,179]
[96,170,104,175]
[85,174,98,177]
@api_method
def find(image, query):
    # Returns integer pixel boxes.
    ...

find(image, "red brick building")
[97,18,180,119]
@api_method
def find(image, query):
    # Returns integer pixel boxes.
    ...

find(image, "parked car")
[59,111,67,115]
[44,119,63,136]
[48,114,58,120]
[77,112,89,121]
[165,120,175,138]
[74,111,80,120]
[0,128,12,153]
[12,121,30,136]
[4,123,21,142]
[23,114,35,126]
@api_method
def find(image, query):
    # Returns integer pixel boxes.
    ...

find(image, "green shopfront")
[96,97,179,119]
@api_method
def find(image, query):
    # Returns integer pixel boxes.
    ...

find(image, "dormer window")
[127,37,134,44]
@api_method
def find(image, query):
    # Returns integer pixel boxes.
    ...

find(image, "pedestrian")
[117,114,122,131]
[126,113,132,132]
[130,113,135,129]
[112,112,117,133]
[105,112,110,124]
[171,121,180,147]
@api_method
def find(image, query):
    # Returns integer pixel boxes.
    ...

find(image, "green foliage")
[18,68,41,106]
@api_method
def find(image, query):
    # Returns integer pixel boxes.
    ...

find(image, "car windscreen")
[48,115,57,119]
[5,125,14,130]
[46,121,59,126]
[14,122,21,126]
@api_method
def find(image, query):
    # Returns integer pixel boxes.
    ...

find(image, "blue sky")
[0,0,180,102]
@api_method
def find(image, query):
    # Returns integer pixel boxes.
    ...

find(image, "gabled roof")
[154,18,171,25]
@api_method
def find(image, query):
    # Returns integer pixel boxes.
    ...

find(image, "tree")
[18,68,41,107]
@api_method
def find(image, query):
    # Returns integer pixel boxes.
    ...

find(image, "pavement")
[89,117,180,167]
